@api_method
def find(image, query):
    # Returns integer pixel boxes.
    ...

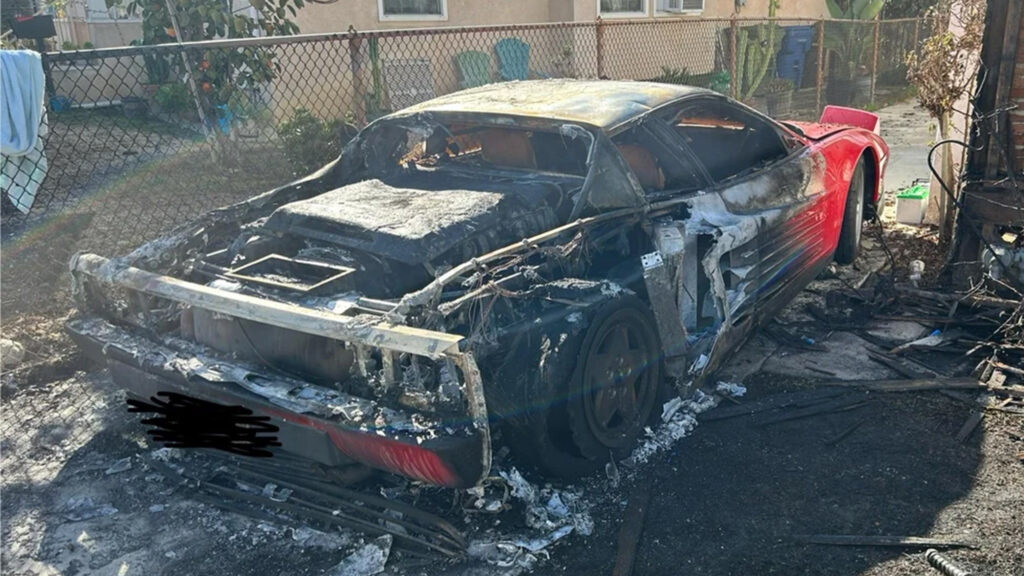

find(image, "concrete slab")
[875,101,935,193]
[759,330,899,381]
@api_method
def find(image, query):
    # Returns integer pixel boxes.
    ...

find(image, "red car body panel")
[787,118,889,206]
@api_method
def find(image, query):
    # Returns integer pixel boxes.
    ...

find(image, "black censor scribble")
[128,392,281,457]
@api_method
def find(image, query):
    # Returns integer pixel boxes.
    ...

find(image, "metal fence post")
[39,52,57,105]
[730,16,738,99]
[596,17,606,79]
[164,0,218,160]
[913,17,921,57]
[816,19,825,114]
[348,29,366,125]
[870,15,880,105]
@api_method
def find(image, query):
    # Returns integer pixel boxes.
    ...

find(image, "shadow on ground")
[534,376,985,576]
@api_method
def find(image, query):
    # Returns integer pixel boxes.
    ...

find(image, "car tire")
[835,157,866,265]
[510,295,665,478]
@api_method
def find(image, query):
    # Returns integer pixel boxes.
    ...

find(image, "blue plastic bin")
[775,26,815,88]
[776,52,806,88]
[780,25,814,54]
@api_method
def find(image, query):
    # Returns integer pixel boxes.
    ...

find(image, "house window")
[599,0,647,17]
[657,0,704,13]
[85,0,136,20]
[379,0,447,21]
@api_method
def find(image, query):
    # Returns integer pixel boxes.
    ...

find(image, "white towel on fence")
[1,49,48,213]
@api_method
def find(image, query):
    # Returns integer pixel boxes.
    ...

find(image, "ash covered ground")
[4,239,1022,576]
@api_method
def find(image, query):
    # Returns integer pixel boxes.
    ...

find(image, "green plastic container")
[896,180,929,224]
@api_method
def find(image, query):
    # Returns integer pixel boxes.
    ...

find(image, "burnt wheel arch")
[861,148,880,220]
[835,157,867,265]
[493,294,665,478]
[567,296,664,459]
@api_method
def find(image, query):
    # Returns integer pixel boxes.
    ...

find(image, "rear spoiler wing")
[820,105,880,135]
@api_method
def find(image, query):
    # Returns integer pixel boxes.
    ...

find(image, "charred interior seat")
[616,143,666,190]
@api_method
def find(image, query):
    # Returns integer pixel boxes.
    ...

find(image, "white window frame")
[597,0,649,19]
[377,0,448,22]
[655,0,704,15]
[82,0,141,22]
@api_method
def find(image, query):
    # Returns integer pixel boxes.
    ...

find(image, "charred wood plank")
[702,388,847,422]
[990,361,1024,378]
[823,418,867,446]
[795,534,978,550]
[941,391,1024,415]
[869,314,1001,328]
[989,383,1024,397]
[955,410,985,443]
[892,286,1021,311]
[753,396,869,427]
[865,350,938,379]
[611,484,652,576]
[819,378,983,392]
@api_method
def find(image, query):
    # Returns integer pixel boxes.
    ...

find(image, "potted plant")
[762,77,794,117]
[708,70,731,95]
[824,0,886,106]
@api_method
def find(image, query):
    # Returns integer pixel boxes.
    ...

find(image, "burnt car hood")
[263,172,559,265]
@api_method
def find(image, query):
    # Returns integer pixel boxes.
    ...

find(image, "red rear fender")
[820,105,880,135]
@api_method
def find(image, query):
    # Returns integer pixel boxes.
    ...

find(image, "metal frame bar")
[72,252,462,358]
[71,251,493,484]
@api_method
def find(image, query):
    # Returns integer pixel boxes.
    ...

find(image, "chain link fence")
[1,17,930,322]
[0,17,931,532]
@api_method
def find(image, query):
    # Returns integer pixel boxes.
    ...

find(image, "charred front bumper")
[68,253,491,488]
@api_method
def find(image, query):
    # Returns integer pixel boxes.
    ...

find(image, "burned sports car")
[68,80,888,488]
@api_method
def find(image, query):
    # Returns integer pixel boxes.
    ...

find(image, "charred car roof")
[389,79,712,132]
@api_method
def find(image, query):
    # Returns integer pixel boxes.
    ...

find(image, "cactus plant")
[736,0,783,101]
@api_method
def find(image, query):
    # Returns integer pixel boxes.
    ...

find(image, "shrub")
[651,67,694,85]
[153,83,192,115]
[276,108,354,175]
[756,77,794,96]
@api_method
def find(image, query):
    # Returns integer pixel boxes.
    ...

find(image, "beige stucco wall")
[275,0,832,124]
[295,0,829,34]
[569,0,826,21]
[735,0,828,19]
[265,23,590,124]
[88,21,143,48]
[550,0,575,22]
[50,56,148,104]
[600,18,728,79]
[53,18,141,48]
[241,0,832,132]
[294,0,552,34]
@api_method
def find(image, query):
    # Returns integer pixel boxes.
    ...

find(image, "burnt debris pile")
[809,274,1024,419]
